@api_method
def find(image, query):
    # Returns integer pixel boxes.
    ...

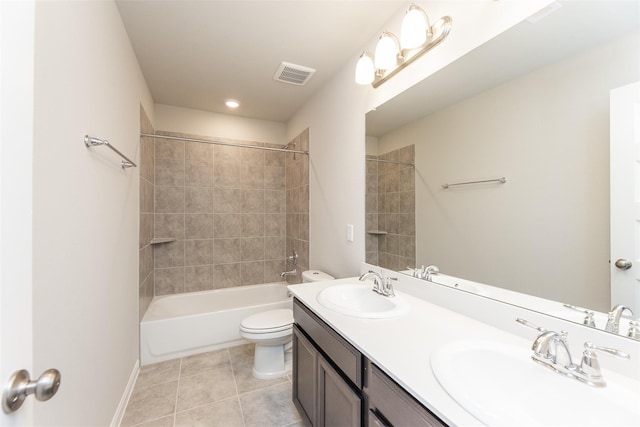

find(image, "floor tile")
[239,382,301,427]
[228,343,254,368]
[180,349,230,377]
[174,397,244,427]
[233,361,288,395]
[121,380,178,427]
[130,415,175,427]
[137,359,181,389]
[123,344,301,427]
[176,366,237,412]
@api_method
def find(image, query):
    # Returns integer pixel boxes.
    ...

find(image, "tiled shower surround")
[139,106,155,320]
[146,129,309,296]
[365,144,416,271]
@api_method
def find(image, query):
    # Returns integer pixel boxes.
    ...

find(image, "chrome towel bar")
[84,135,137,169]
[442,177,506,189]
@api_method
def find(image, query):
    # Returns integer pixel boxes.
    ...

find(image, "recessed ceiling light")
[225,99,240,108]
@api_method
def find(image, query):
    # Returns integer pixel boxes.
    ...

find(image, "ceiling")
[116,0,406,123]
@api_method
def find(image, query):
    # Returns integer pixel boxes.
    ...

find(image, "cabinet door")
[317,355,362,427]
[293,325,317,426]
[367,364,446,427]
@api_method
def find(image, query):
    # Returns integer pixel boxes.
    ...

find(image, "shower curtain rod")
[140,133,309,155]
[366,157,414,167]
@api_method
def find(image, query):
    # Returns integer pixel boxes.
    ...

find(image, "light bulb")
[355,52,375,85]
[374,32,399,70]
[225,99,240,108]
[401,5,430,49]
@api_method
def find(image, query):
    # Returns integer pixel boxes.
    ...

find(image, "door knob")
[2,369,61,414]
[615,259,632,270]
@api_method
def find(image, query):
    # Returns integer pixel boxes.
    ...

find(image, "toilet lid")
[240,308,293,331]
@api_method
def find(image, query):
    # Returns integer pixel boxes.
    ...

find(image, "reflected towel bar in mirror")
[442,177,506,189]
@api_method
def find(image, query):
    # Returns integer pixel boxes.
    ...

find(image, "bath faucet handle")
[577,342,630,387]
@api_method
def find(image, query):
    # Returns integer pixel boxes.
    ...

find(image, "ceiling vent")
[273,61,316,86]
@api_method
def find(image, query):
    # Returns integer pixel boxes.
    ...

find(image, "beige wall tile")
[155,267,184,295]
[184,239,213,266]
[213,263,241,288]
[213,238,241,264]
[185,214,214,239]
[155,240,185,268]
[185,186,213,213]
[185,265,214,292]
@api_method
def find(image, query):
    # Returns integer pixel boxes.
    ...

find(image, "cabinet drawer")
[367,363,447,427]
[293,298,363,388]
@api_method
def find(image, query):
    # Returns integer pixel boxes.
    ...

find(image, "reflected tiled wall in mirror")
[366,144,415,271]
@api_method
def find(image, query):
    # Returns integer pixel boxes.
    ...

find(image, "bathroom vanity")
[288,271,640,427]
[292,298,444,427]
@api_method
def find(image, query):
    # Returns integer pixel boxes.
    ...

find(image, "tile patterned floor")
[121,344,302,427]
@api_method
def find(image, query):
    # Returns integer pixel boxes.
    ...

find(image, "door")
[610,81,640,314]
[1,1,37,424]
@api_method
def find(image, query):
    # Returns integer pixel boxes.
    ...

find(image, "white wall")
[377,32,639,312]
[287,0,554,278]
[32,1,153,425]
[154,103,287,144]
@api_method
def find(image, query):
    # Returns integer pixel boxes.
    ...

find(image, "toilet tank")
[302,270,335,283]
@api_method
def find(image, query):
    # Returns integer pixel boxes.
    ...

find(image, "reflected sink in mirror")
[317,284,408,318]
[431,340,640,426]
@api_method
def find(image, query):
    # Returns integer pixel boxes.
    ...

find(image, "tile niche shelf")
[150,238,177,245]
[367,230,387,236]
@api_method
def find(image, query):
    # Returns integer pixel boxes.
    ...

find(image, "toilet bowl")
[239,270,335,379]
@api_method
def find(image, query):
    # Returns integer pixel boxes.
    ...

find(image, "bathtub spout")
[281,268,297,278]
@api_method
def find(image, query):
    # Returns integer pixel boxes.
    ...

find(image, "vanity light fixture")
[225,99,240,108]
[355,4,452,88]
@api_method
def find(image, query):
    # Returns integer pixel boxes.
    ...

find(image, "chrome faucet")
[407,264,439,281]
[605,304,633,334]
[280,268,296,278]
[532,330,574,369]
[517,318,630,387]
[359,270,396,297]
[423,264,439,281]
[359,270,384,293]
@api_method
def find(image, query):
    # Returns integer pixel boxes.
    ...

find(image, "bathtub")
[140,282,292,365]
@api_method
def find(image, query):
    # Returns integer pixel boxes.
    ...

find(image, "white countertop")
[288,277,536,426]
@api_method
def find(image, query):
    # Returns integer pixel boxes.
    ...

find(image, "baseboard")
[111,359,140,427]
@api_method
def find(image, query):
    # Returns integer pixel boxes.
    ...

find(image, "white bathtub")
[140,282,292,365]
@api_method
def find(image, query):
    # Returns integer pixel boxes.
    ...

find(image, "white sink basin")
[317,283,408,318]
[431,340,640,426]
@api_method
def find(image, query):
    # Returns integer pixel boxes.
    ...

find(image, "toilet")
[239,270,335,379]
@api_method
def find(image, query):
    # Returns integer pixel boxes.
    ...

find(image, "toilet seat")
[240,308,293,334]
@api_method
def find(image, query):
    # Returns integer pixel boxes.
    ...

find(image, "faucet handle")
[384,277,398,297]
[578,342,630,387]
[563,304,597,327]
[516,318,547,333]
[628,320,640,340]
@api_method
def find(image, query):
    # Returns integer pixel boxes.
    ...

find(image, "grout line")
[227,348,247,427]
[172,357,183,427]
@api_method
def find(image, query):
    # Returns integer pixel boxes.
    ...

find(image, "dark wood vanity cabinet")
[292,298,447,427]
[365,361,446,427]
[293,299,362,427]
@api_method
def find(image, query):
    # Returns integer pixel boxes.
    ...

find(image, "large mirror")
[365,1,640,335]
